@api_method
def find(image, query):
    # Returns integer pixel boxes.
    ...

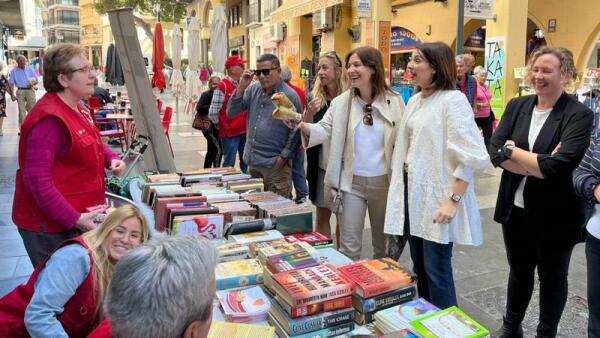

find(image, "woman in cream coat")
[297,46,405,261]
[384,42,489,308]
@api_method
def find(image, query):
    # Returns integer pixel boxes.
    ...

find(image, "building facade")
[43,0,81,45]
[80,0,102,68]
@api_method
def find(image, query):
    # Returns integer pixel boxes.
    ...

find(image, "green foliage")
[93,0,188,23]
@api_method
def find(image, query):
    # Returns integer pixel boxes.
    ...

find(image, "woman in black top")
[489,46,592,338]
[197,76,222,168]
[304,52,345,241]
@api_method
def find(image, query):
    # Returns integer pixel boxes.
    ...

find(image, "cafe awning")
[269,0,345,23]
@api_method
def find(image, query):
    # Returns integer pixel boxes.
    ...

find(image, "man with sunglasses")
[228,54,302,198]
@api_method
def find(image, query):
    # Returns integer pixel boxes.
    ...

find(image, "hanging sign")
[485,36,506,116]
[464,0,494,20]
[356,0,372,18]
[464,27,486,49]
[390,27,421,52]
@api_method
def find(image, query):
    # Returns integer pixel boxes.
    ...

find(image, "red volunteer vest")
[86,319,111,338]
[0,237,97,338]
[12,92,106,233]
[217,78,247,138]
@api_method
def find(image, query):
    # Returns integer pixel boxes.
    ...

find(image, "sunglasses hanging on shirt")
[363,103,373,126]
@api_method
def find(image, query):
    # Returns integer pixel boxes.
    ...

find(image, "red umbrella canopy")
[151,22,166,90]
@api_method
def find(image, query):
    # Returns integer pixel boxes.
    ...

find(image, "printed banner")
[357,0,372,18]
[391,27,421,52]
[485,36,505,116]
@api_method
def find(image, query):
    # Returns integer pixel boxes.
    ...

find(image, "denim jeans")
[502,207,574,338]
[291,148,309,199]
[221,134,247,173]
[403,173,456,309]
[587,231,600,338]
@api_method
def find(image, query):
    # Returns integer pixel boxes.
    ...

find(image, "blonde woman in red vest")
[12,44,126,267]
[0,205,150,337]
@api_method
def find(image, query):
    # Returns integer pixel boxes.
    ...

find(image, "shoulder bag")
[331,93,353,215]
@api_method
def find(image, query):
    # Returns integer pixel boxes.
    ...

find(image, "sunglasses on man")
[252,67,279,77]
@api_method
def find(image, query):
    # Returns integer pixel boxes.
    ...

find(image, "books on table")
[337,258,416,298]
[216,286,271,323]
[231,230,284,245]
[409,306,490,338]
[206,321,274,338]
[374,298,440,334]
[215,258,264,290]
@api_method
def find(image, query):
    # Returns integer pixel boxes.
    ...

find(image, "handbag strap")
[336,92,353,190]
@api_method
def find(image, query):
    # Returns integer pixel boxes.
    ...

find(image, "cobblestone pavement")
[0,87,588,337]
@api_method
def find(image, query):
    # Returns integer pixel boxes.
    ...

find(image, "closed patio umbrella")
[151,22,166,91]
[185,16,202,114]
[210,4,228,75]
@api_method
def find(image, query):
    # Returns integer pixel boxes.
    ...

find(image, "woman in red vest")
[0,205,150,337]
[12,43,126,267]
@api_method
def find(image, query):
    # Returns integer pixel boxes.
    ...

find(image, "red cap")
[225,55,247,69]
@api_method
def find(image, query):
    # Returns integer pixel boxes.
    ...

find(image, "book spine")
[287,307,355,335]
[291,285,354,306]
[289,296,352,318]
[354,310,378,325]
[353,284,417,313]
[216,273,261,290]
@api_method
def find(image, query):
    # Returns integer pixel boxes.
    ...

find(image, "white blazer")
[384,90,490,245]
[304,90,405,193]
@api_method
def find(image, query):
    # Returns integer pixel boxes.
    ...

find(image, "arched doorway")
[526,18,547,61]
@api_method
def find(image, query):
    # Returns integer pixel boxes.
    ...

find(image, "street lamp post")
[456,0,465,55]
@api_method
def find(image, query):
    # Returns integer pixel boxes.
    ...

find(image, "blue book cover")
[215,259,264,290]
[268,313,355,338]
[270,298,354,335]
[352,283,417,313]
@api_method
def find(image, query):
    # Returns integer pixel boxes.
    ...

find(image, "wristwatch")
[449,192,462,203]
[502,143,515,158]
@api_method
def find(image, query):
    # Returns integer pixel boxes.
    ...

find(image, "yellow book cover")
[207,321,274,337]
[215,259,264,290]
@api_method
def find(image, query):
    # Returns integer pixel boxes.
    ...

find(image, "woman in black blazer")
[489,47,593,338]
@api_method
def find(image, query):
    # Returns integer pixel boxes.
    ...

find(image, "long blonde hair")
[311,51,347,110]
[81,205,150,320]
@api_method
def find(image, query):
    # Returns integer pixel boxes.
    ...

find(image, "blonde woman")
[0,205,150,337]
[304,51,346,241]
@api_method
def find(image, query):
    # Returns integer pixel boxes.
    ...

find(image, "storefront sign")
[485,36,506,116]
[390,27,420,52]
[357,0,372,18]
[378,21,391,79]
[464,27,485,49]
[464,0,494,20]
[229,36,244,47]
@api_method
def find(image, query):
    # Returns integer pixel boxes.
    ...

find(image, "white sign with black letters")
[464,0,494,20]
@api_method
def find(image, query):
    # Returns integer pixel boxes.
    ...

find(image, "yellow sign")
[513,67,528,79]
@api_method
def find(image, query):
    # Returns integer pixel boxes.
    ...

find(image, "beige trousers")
[16,88,36,128]
[339,174,389,261]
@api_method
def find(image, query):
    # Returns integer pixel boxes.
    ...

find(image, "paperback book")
[352,283,417,313]
[314,248,353,267]
[271,264,355,307]
[231,230,284,245]
[215,258,264,290]
[267,313,355,338]
[216,286,270,323]
[338,258,416,298]
[285,232,333,247]
[269,298,355,336]
[171,214,225,238]
[267,250,320,273]
[275,295,353,319]
[206,321,274,338]
[409,306,489,338]
[216,242,250,262]
[374,298,440,334]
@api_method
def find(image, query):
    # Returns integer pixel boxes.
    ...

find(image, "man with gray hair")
[228,54,302,198]
[88,235,218,338]
[9,55,38,131]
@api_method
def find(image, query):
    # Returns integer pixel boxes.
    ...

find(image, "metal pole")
[456,0,465,55]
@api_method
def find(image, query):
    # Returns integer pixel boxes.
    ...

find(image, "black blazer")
[489,93,593,243]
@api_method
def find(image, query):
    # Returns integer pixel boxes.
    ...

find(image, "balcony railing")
[46,0,79,6]
[247,2,260,24]
[263,0,280,19]
[45,18,80,26]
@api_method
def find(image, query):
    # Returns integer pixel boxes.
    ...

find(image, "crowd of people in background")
[0,38,599,337]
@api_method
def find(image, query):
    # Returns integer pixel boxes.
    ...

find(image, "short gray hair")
[455,54,466,64]
[16,55,27,63]
[473,65,486,76]
[281,65,292,82]
[257,53,280,68]
[106,235,218,338]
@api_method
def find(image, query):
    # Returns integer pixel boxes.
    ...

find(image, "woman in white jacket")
[384,42,489,308]
[297,46,405,261]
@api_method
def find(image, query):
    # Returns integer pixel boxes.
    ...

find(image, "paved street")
[0,88,589,337]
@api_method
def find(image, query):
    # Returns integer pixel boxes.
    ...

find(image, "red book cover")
[337,258,416,298]
[276,295,353,318]
[284,232,333,247]
[272,264,355,307]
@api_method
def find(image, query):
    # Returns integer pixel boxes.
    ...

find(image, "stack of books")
[215,242,250,263]
[284,232,334,249]
[215,258,264,290]
[375,298,439,334]
[216,286,271,323]
[337,258,417,325]
[213,201,257,223]
[231,230,284,245]
[265,264,356,338]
